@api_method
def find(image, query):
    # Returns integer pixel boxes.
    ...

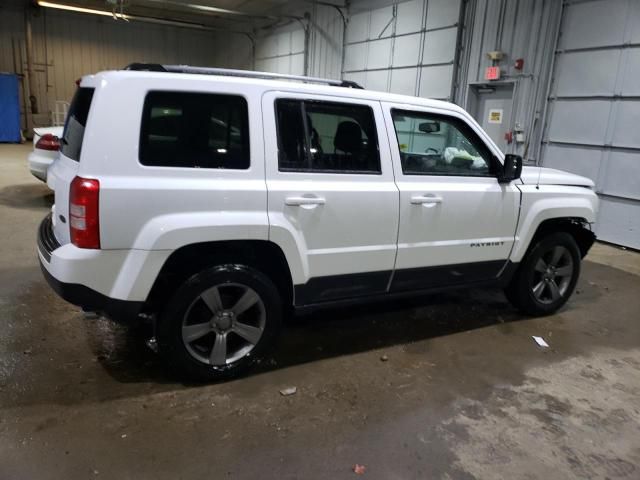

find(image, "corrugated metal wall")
[456,0,562,159]
[255,24,306,75]
[253,4,344,78]
[541,0,640,249]
[0,4,251,130]
[343,0,462,98]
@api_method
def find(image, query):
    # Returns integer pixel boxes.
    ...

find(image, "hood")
[520,166,595,188]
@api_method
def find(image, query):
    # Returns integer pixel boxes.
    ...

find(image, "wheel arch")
[523,217,595,260]
[144,240,294,314]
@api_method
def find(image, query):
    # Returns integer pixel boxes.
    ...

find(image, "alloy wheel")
[531,245,575,304]
[181,283,266,366]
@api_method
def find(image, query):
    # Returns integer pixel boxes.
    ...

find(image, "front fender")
[510,185,598,262]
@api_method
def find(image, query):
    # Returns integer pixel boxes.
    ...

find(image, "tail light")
[35,133,60,151]
[69,176,100,249]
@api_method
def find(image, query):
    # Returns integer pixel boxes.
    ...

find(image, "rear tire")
[505,232,581,316]
[158,264,282,382]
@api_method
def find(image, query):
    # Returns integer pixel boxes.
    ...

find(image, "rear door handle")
[410,195,443,205]
[285,195,326,206]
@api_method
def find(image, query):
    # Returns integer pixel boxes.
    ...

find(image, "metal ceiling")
[32,0,345,33]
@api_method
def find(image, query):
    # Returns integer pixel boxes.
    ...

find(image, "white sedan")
[28,126,63,182]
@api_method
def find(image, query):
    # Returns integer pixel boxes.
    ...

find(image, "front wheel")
[158,264,282,382]
[505,232,581,316]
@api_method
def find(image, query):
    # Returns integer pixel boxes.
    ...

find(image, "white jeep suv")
[38,64,598,381]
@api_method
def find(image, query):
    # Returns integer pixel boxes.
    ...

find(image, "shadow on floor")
[0,183,53,211]
[89,287,522,385]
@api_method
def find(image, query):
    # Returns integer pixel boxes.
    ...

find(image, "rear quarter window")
[139,91,250,169]
[61,87,95,162]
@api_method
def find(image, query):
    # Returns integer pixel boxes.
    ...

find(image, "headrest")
[334,121,362,154]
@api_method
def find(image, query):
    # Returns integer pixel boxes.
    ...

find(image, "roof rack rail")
[124,63,364,89]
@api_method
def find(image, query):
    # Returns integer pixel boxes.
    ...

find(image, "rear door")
[263,91,399,305]
[48,86,94,244]
[382,103,520,291]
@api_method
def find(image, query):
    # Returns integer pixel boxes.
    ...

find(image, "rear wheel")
[505,232,581,316]
[158,264,282,382]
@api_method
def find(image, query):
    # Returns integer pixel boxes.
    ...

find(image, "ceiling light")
[37,1,129,19]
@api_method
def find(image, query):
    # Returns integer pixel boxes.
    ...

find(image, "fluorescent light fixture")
[36,1,227,31]
[37,1,130,19]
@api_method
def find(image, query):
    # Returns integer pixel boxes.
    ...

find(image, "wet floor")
[1,145,639,479]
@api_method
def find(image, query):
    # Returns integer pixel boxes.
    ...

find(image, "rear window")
[139,91,250,169]
[61,87,94,162]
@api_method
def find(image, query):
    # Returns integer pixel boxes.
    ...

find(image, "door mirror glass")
[418,121,440,134]
[499,154,522,183]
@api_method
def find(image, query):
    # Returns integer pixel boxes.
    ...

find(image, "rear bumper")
[40,260,144,321]
[38,214,144,322]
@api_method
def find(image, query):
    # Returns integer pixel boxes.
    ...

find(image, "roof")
[81,63,465,115]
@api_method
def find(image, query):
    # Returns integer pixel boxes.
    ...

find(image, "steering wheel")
[425,147,439,154]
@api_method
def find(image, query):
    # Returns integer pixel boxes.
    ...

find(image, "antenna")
[536,159,542,190]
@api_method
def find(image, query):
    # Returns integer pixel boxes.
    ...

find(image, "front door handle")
[410,195,443,205]
[285,195,326,206]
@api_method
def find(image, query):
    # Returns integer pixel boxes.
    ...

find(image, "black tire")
[505,232,581,316]
[158,264,282,382]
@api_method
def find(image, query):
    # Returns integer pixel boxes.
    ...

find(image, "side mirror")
[418,121,440,134]
[499,154,522,183]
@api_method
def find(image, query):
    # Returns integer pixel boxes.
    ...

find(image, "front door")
[263,91,399,305]
[382,103,519,292]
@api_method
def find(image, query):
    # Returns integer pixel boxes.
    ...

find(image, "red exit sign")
[485,66,501,80]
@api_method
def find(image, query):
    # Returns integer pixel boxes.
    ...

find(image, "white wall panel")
[426,0,461,29]
[390,68,418,96]
[422,27,457,65]
[392,34,422,67]
[559,0,628,50]
[547,100,610,145]
[541,0,640,248]
[610,101,640,150]
[344,43,367,72]
[255,23,305,76]
[344,0,461,98]
[542,145,603,183]
[365,70,390,92]
[554,50,620,97]
[366,38,392,69]
[418,64,453,99]
[601,151,640,201]
[595,197,640,250]
[396,0,424,35]
[370,6,394,38]
[346,12,369,43]
[620,48,640,96]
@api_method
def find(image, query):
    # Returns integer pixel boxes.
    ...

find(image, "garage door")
[343,0,462,99]
[255,27,306,76]
[541,0,640,249]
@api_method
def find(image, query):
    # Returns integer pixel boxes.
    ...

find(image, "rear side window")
[140,91,249,169]
[61,87,94,162]
[276,99,380,174]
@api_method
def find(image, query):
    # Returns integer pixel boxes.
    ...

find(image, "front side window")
[391,109,494,176]
[140,91,249,169]
[276,99,380,174]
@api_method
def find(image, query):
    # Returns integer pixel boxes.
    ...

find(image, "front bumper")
[38,214,144,322]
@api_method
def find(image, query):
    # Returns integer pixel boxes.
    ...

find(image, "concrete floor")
[1,143,639,480]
